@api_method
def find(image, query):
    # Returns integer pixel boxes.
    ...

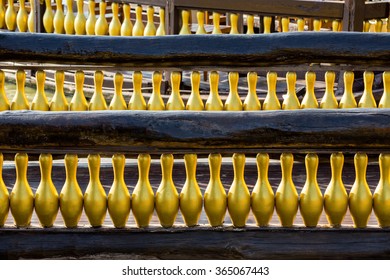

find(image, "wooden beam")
[343,0,365,31]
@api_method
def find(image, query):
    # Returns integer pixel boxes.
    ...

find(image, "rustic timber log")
[1,33,390,69]
[1,109,390,154]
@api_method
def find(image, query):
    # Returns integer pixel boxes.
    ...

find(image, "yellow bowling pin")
[349,153,372,228]
[86,0,96,35]
[263,16,272,34]
[5,0,16,31]
[60,154,83,228]
[275,153,298,227]
[251,153,274,227]
[363,21,370,32]
[324,153,348,227]
[204,153,226,226]
[10,153,34,227]
[313,19,321,31]
[212,12,222,34]
[246,15,254,34]
[27,0,35,32]
[339,71,357,108]
[84,154,107,227]
[186,71,204,110]
[43,0,54,33]
[0,0,5,29]
[167,72,185,110]
[16,0,28,32]
[374,154,390,227]
[375,19,383,32]
[320,71,338,109]
[379,71,390,108]
[297,18,305,31]
[31,70,49,111]
[120,3,132,36]
[129,71,146,110]
[263,72,281,110]
[282,72,300,109]
[95,0,108,35]
[179,10,191,35]
[281,17,289,32]
[243,72,260,110]
[195,11,206,34]
[180,154,203,227]
[156,154,179,228]
[53,0,65,34]
[229,13,239,34]
[11,70,29,110]
[74,0,86,35]
[64,0,75,34]
[299,153,323,227]
[358,71,377,108]
[50,71,69,111]
[228,154,250,228]
[224,72,242,111]
[0,153,9,226]
[0,70,10,111]
[35,154,59,228]
[108,154,131,228]
[143,6,156,36]
[147,71,165,110]
[132,154,154,228]
[332,20,340,32]
[70,71,88,111]
[156,7,165,36]
[109,2,120,36]
[301,71,318,109]
[132,5,144,36]
[109,72,127,110]
[89,70,107,110]
[205,71,223,111]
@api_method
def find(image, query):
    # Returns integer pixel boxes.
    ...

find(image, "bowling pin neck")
[137,154,151,181]
[267,72,277,95]
[135,5,142,21]
[280,153,294,183]
[297,18,305,31]
[75,71,84,94]
[94,71,104,94]
[56,0,63,12]
[44,0,51,9]
[209,154,222,181]
[157,8,165,35]
[99,1,106,16]
[133,71,142,94]
[196,11,206,34]
[305,153,318,183]
[286,72,296,95]
[76,0,83,13]
[0,153,3,175]
[379,154,390,184]
[112,154,126,184]
[88,154,100,182]
[191,71,200,93]
[66,0,73,13]
[383,72,390,95]
[171,71,181,95]
[354,153,368,182]
[112,3,119,17]
[209,71,219,95]
[123,4,130,20]
[36,70,45,94]
[332,20,340,31]
[230,13,239,34]
[16,70,25,93]
[15,153,28,181]
[302,71,318,108]
[344,71,354,97]
[229,72,239,94]
[146,6,153,22]
[364,71,374,94]
[330,153,344,182]
[160,154,174,182]
[246,15,254,34]
[256,153,269,182]
[212,12,221,34]
[184,154,197,181]
[152,71,162,95]
[247,72,258,96]
[232,153,245,181]
[65,154,78,181]
[325,71,335,95]
[39,154,53,181]
[263,16,272,33]
[114,73,124,97]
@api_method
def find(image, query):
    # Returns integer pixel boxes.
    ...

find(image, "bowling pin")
[186,71,204,110]
[35,154,59,228]
[275,153,298,227]
[375,19,383,32]
[156,7,165,36]
[89,70,107,110]
[70,71,88,111]
[5,0,16,31]
[204,153,226,226]
[129,71,146,110]
[0,0,5,29]
[349,153,372,228]
[109,2,120,36]
[299,153,323,227]
[180,154,203,227]
[363,21,370,32]
[339,71,357,108]
[85,0,96,35]
[263,72,281,110]
[143,6,156,36]
[297,18,305,31]
[0,70,10,111]
[195,11,206,34]
[108,154,130,228]
[64,0,75,34]
[10,153,34,227]
[243,72,260,110]
[0,153,9,227]
[84,154,107,227]
[320,71,338,109]
[263,16,272,34]
[313,19,321,31]
[53,0,65,34]
[31,70,49,111]
[212,12,222,34]
[205,71,223,111]
[332,20,340,32]
[251,153,274,227]
[95,0,108,35]
[229,13,239,34]
[324,153,348,227]
[179,10,191,35]
[120,3,133,36]
[132,154,154,228]
[16,0,28,32]
[132,5,144,36]
[358,71,377,108]
[43,0,54,33]
[109,72,127,110]
[228,153,250,228]
[246,15,254,34]
[156,154,179,228]
[224,72,242,111]
[166,72,185,110]
[147,71,165,110]
[27,0,35,32]
[281,17,289,32]
[74,0,86,35]
[379,71,390,108]
[301,71,318,109]
[374,154,390,227]
[60,154,83,228]
[282,72,300,110]
[11,70,29,110]
[50,71,69,111]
